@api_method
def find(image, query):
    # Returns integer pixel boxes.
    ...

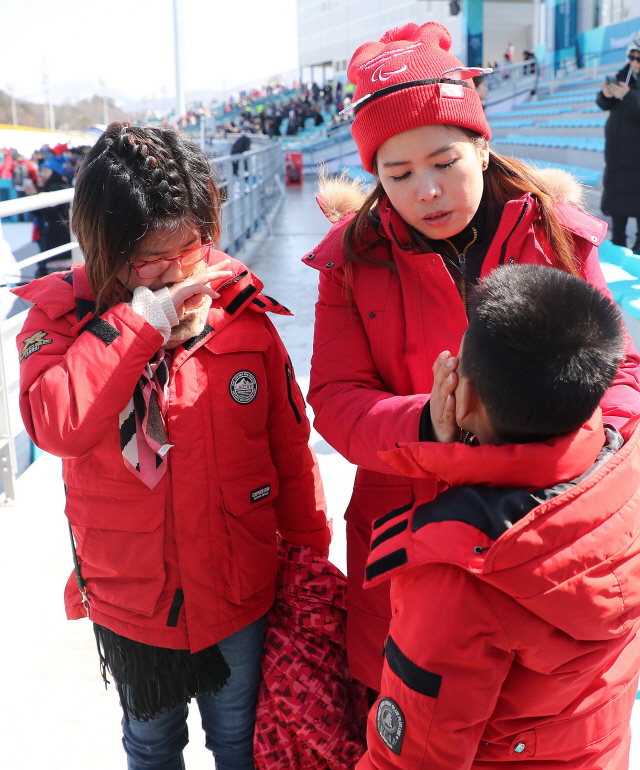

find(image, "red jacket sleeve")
[264,317,331,555]
[582,244,640,427]
[17,302,164,458]
[357,564,513,770]
[308,269,427,475]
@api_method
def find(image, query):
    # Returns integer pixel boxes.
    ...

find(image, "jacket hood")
[316,165,586,224]
[379,409,606,490]
[366,413,640,642]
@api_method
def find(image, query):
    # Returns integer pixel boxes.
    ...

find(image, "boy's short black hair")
[460,265,625,443]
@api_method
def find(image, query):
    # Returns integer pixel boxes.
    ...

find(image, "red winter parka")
[304,176,640,689]
[356,410,640,770]
[14,259,330,652]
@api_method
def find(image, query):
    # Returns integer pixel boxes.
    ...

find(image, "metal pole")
[173,0,186,121]
[9,90,17,126]
[44,75,54,130]
[42,72,49,130]
[43,66,55,131]
[100,80,109,125]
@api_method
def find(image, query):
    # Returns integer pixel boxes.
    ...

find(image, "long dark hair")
[342,131,579,289]
[71,123,221,314]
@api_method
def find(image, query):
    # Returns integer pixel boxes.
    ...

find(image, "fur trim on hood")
[316,171,372,223]
[316,165,585,224]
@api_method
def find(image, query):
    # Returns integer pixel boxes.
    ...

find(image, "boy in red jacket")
[358,265,640,770]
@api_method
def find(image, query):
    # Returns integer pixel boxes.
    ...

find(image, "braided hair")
[72,122,221,313]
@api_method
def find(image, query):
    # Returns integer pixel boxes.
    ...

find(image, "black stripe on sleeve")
[373,502,413,530]
[82,317,121,345]
[217,270,248,291]
[412,486,537,540]
[386,635,441,698]
[166,589,184,627]
[76,297,97,321]
[371,520,408,551]
[226,284,258,315]
[365,548,407,581]
[182,323,214,351]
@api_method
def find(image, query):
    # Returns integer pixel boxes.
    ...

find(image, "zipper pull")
[458,252,467,280]
[458,253,467,308]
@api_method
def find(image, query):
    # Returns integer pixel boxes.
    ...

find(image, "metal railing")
[278,123,357,172]
[0,188,76,501]
[211,142,284,253]
[484,61,539,108]
[0,140,284,500]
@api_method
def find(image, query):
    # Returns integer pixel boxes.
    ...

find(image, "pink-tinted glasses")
[128,242,213,280]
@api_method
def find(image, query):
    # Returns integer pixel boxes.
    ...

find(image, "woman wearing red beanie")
[304,22,640,692]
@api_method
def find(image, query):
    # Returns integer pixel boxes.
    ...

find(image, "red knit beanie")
[348,22,491,173]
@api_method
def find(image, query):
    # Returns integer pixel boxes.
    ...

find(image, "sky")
[1,0,300,107]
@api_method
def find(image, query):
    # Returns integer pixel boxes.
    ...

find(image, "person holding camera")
[597,32,640,252]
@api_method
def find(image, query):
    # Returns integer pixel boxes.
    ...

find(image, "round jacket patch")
[376,697,405,755]
[229,370,258,404]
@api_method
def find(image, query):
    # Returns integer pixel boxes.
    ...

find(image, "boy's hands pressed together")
[430,351,461,443]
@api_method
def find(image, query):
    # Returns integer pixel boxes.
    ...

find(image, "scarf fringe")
[94,623,231,724]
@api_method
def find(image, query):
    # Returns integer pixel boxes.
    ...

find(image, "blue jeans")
[121,615,265,770]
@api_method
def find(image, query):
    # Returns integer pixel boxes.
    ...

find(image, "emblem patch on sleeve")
[20,331,52,362]
[377,698,405,755]
[229,370,258,404]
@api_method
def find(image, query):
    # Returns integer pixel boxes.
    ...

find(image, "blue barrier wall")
[577,17,640,66]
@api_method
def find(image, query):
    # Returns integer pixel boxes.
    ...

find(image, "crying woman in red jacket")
[359,265,640,770]
[13,124,330,770]
[304,22,640,691]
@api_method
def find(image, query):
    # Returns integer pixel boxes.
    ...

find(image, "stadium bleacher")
[486,60,626,216]
[486,60,638,316]
[489,107,573,118]
[542,117,607,128]
[492,135,605,151]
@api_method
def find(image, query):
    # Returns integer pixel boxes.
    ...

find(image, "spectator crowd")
[0,142,88,276]
[215,80,354,138]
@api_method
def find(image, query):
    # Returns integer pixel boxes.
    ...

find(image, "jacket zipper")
[285,361,302,424]
[442,227,477,309]
[499,200,529,266]
[459,252,467,307]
